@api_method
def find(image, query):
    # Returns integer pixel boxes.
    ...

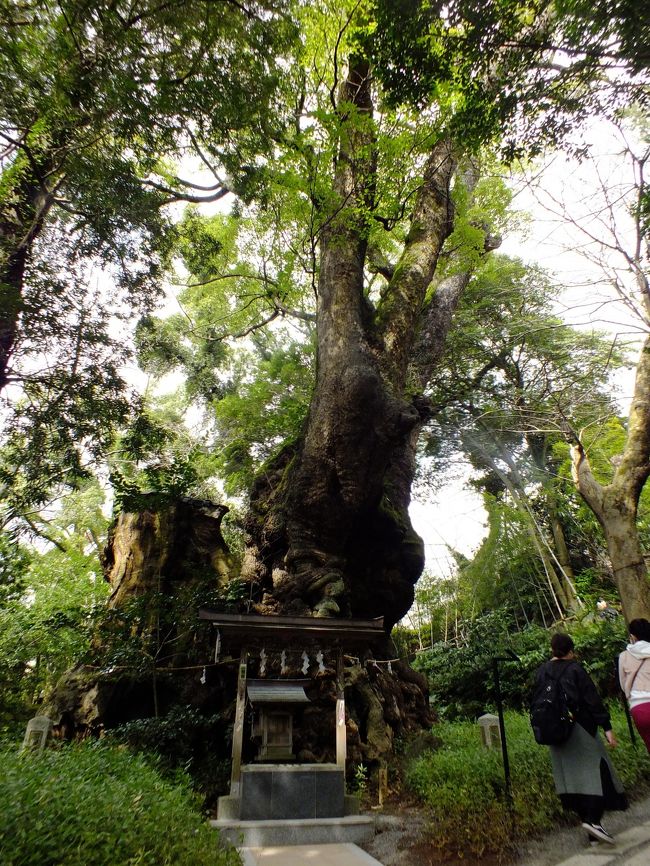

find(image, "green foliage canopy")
[0,483,109,727]
[0,0,298,508]
[364,0,649,157]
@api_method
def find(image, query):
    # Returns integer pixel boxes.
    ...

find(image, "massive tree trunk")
[571,333,650,621]
[47,494,433,782]
[103,497,233,610]
[46,496,236,735]
[242,59,463,631]
[46,56,500,776]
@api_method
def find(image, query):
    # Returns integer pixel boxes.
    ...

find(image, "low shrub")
[0,742,240,866]
[406,706,650,861]
[107,706,232,807]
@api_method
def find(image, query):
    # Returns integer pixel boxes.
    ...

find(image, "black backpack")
[530,663,576,745]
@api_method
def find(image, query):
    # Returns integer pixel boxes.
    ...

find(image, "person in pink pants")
[619,618,650,753]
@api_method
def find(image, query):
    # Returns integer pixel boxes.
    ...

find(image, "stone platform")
[211,814,376,848]
[213,763,373,848]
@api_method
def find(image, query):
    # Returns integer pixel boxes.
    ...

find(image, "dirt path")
[515,792,650,866]
[361,792,650,866]
[362,807,429,866]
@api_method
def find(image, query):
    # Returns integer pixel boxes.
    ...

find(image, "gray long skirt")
[549,723,627,819]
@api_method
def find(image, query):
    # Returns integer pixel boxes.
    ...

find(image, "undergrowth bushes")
[413,614,628,719]
[406,706,650,861]
[106,705,232,807]
[0,742,240,866]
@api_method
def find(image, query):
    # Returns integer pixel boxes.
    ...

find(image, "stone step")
[238,843,385,866]
[211,814,375,848]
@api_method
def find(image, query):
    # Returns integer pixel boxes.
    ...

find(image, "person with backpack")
[619,617,650,753]
[531,632,627,845]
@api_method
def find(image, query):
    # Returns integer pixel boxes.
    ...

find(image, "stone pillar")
[21,716,53,752]
[478,713,500,749]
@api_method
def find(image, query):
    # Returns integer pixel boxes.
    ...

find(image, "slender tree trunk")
[1,67,91,392]
[0,245,26,391]
[571,333,650,620]
[548,508,578,584]
[504,477,573,616]
[501,439,581,612]
[528,433,580,594]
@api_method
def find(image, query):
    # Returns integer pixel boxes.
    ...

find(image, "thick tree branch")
[366,245,395,282]
[375,137,457,389]
[570,438,606,522]
[22,515,68,553]
[409,161,502,391]
[141,177,231,204]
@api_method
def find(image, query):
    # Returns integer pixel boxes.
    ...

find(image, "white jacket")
[619,640,650,709]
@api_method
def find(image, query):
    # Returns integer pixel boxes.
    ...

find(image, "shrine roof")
[246,679,311,704]
[198,609,385,645]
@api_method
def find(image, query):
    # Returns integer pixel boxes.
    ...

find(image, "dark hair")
[551,632,574,658]
[629,618,650,642]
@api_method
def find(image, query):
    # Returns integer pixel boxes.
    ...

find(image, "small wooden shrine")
[198,609,385,824]
[247,678,310,760]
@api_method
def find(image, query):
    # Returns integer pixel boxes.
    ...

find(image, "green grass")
[0,742,240,866]
[406,707,650,860]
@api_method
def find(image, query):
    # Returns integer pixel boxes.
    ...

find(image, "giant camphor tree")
[140,0,648,633]
[5,0,642,762]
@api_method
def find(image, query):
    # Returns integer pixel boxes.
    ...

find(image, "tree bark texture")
[46,495,434,782]
[46,496,236,735]
[103,496,233,609]
[571,334,650,620]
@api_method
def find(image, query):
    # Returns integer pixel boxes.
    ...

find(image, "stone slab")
[218,792,361,822]
[618,851,650,866]
[611,823,650,853]
[216,796,240,820]
[238,843,384,866]
[239,764,344,821]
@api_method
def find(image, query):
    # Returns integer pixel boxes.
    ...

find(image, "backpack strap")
[627,657,648,694]
[545,660,577,707]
